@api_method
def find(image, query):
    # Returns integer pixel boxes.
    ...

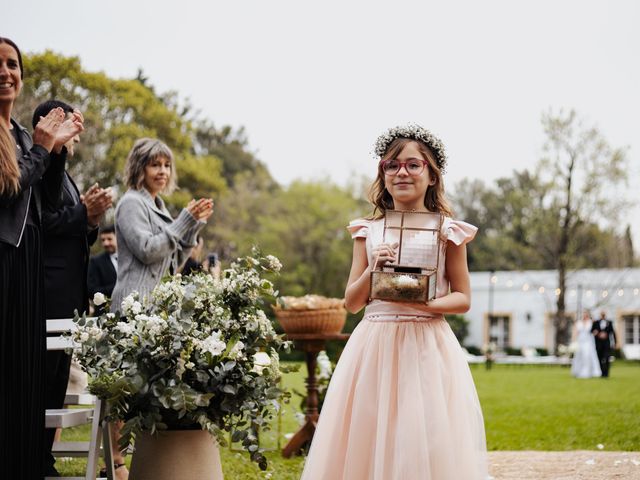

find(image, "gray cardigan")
[110,188,205,312]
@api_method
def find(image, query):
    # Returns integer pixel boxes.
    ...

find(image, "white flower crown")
[374,124,447,173]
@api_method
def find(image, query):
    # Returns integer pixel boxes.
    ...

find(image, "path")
[489,451,640,479]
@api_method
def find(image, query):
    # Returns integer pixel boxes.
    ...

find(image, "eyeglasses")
[380,158,428,176]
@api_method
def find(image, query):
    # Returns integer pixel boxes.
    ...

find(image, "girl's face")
[0,43,22,107]
[143,155,171,197]
[383,141,433,210]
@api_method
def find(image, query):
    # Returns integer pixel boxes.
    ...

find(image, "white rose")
[266,255,282,272]
[199,331,226,356]
[252,352,271,374]
[93,292,107,306]
[130,301,142,315]
[229,341,245,359]
[115,322,134,335]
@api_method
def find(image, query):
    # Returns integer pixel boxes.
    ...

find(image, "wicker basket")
[274,308,347,334]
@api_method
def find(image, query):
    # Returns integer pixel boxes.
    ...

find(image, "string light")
[490,275,498,284]
[522,283,530,291]
[634,288,639,296]
[617,289,624,297]
[586,290,592,297]
[555,288,561,296]
[602,290,609,298]
[538,286,545,294]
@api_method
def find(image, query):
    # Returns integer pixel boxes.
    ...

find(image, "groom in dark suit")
[591,310,617,378]
[87,224,118,314]
[34,100,113,476]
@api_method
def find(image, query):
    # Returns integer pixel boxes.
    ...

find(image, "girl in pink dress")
[301,125,488,480]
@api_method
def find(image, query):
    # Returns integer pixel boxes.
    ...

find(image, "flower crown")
[374,124,447,173]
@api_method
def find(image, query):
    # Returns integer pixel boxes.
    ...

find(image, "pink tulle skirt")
[301,312,488,480]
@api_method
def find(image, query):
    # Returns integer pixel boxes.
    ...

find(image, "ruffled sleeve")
[347,218,370,239]
[441,217,478,246]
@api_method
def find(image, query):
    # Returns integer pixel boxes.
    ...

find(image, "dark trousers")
[44,350,72,473]
[595,340,611,377]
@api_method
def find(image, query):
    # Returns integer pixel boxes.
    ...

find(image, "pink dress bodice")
[347,216,478,319]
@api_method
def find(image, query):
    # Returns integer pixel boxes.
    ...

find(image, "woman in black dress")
[0,37,84,478]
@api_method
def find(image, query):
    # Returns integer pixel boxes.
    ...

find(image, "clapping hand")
[186,198,214,222]
[52,109,84,154]
[81,183,113,227]
[32,108,65,152]
[32,108,85,154]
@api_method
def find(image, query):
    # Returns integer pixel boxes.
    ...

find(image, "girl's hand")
[371,242,399,268]
[32,108,65,152]
[186,198,214,222]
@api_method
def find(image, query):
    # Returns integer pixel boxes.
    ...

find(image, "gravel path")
[488,451,640,479]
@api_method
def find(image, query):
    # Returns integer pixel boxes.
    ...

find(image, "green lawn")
[55,361,640,478]
[474,361,640,451]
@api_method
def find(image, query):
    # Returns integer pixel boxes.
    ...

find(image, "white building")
[466,268,640,359]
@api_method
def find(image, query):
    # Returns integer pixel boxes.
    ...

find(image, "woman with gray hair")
[111,138,213,311]
[107,138,213,478]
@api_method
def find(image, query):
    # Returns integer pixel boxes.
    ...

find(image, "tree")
[537,109,627,349]
[16,52,197,193]
[212,178,369,299]
[452,172,553,271]
[192,119,274,188]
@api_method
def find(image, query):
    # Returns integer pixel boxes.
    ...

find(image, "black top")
[10,125,38,226]
[0,118,66,247]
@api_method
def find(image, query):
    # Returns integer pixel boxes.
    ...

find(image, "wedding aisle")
[488,451,640,479]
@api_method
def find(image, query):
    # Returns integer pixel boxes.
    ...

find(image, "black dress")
[0,121,62,479]
[0,223,45,479]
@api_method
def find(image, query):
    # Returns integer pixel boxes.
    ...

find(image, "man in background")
[88,224,118,314]
[592,310,618,378]
[35,100,112,477]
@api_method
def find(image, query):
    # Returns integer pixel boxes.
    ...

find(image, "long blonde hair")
[368,137,453,219]
[0,123,20,197]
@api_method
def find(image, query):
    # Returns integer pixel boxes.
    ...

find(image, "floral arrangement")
[72,250,288,470]
[557,342,578,358]
[373,124,448,173]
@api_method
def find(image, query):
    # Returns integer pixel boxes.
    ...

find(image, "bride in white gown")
[571,311,602,378]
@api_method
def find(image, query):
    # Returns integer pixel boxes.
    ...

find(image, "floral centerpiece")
[72,250,288,470]
[272,294,347,334]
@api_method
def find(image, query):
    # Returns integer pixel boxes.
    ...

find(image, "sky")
[5,0,639,239]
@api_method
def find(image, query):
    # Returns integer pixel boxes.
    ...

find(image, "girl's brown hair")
[367,137,453,219]
[0,123,20,197]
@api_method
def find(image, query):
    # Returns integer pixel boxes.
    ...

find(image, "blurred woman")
[108,138,212,478]
[111,138,213,309]
[571,310,601,379]
[0,37,83,477]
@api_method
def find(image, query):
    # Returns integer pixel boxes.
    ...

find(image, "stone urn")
[129,429,223,480]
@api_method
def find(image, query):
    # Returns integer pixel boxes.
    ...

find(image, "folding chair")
[45,319,115,480]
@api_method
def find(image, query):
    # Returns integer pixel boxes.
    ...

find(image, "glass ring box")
[369,210,443,303]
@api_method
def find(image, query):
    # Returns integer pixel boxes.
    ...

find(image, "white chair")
[46,318,115,480]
